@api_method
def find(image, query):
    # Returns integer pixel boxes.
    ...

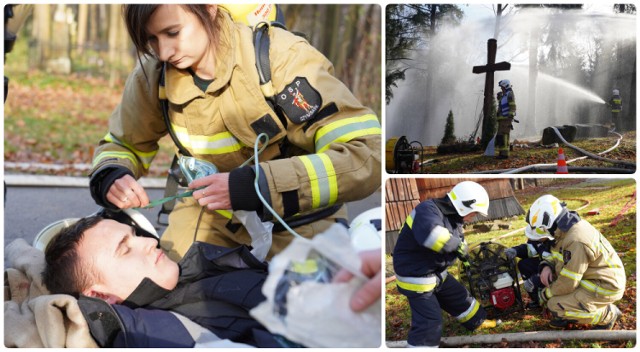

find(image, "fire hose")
[494,128,635,174]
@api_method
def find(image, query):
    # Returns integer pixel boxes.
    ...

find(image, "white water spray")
[513,67,606,105]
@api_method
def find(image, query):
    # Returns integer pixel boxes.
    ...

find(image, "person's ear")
[207,5,218,20]
[83,286,121,305]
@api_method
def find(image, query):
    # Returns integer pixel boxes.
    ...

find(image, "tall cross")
[472,39,511,145]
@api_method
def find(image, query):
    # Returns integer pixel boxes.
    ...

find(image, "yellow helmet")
[219,4,280,27]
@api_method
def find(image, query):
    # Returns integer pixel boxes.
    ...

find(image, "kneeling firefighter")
[392,181,494,347]
[528,195,626,329]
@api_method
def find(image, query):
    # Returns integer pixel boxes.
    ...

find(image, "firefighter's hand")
[190,172,232,211]
[334,249,382,312]
[540,265,554,287]
[457,241,469,259]
[504,247,517,260]
[106,174,150,209]
[538,287,551,304]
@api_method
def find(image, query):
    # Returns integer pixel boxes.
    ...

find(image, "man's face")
[79,219,179,303]
[462,212,478,223]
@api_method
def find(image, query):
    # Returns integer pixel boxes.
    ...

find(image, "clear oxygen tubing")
[499,128,635,174]
[253,133,306,240]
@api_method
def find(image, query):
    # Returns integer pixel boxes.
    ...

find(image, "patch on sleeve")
[276,77,322,124]
[563,250,572,265]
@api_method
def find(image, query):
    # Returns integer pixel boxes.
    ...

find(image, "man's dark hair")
[42,215,104,297]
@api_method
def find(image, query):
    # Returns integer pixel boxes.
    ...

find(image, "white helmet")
[447,181,490,217]
[348,207,382,252]
[524,195,564,241]
[613,89,620,95]
[498,79,511,89]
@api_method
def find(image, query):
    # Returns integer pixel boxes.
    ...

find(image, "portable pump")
[385,136,424,174]
[460,242,524,317]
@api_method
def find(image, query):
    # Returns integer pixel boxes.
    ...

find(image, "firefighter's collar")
[434,196,463,221]
[555,209,581,232]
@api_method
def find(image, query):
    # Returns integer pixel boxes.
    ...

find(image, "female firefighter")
[392,181,495,347]
[88,5,381,261]
[527,195,625,329]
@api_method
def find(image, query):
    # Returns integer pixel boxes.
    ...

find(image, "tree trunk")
[629,56,636,131]
[351,4,370,98]
[108,4,119,87]
[336,5,357,88]
[526,26,540,137]
[493,4,504,39]
[77,4,88,54]
[88,4,98,48]
[32,4,51,69]
[48,5,71,74]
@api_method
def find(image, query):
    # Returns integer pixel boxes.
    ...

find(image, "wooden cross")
[472,39,511,145]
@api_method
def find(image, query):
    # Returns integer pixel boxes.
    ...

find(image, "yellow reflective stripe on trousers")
[103,133,156,169]
[93,151,140,170]
[396,275,437,292]
[559,267,583,281]
[457,298,480,323]
[564,310,601,324]
[423,225,451,253]
[298,154,338,208]
[314,114,381,153]
[579,280,620,297]
[172,124,243,155]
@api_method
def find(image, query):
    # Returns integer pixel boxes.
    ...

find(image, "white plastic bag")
[250,223,381,347]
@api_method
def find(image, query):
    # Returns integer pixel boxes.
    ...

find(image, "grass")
[386,178,636,348]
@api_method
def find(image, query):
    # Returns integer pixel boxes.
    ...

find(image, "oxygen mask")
[177,156,218,183]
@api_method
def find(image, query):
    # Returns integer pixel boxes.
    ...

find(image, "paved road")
[4,176,381,256]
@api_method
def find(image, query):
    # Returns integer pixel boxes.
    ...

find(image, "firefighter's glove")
[456,242,471,268]
[523,278,536,293]
[538,287,552,305]
[504,247,517,260]
[456,241,469,259]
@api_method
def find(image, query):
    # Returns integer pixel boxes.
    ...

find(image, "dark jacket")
[392,197,464,278]
[78,242,283,348]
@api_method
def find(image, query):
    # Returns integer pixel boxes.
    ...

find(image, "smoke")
[386,7,636,144]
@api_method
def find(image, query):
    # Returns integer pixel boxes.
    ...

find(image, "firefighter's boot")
[548,318,570,329]
[594,304,621,330]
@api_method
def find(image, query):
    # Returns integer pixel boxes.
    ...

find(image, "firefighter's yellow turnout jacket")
[539,210,626,325]
[89,11,381,260]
